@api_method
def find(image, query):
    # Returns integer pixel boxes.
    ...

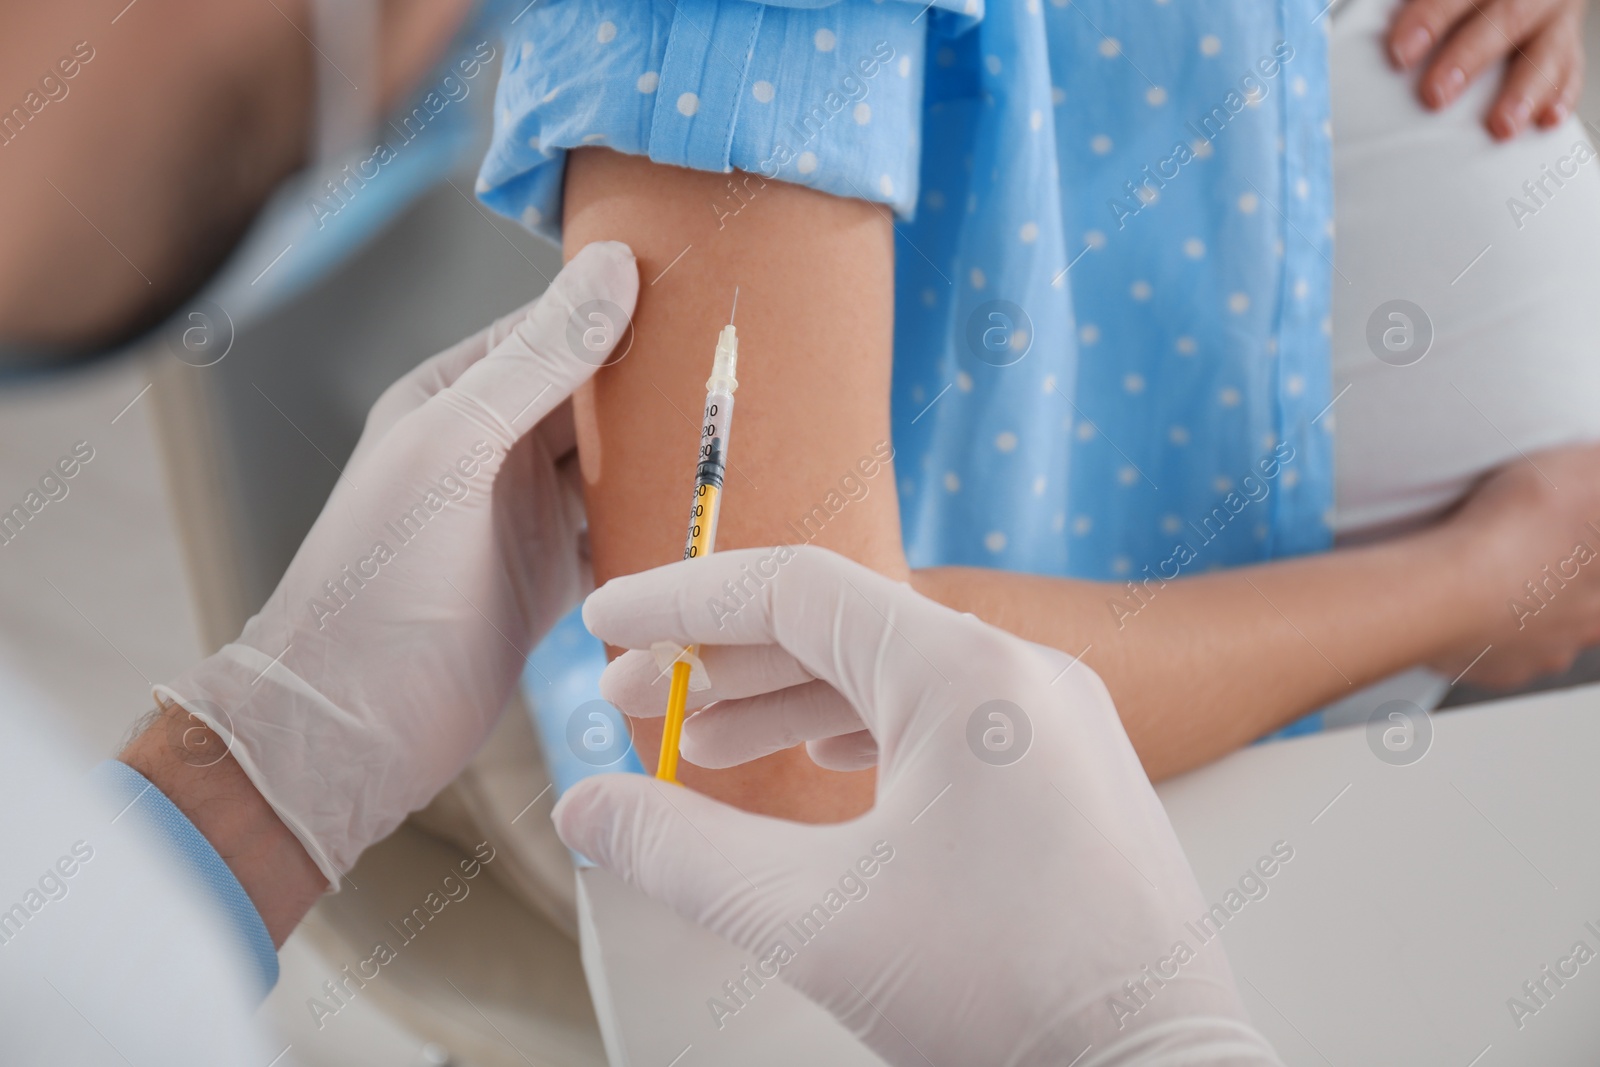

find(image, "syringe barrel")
[683,388,735,560]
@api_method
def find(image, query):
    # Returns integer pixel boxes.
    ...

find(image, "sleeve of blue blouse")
[475,0,975,239]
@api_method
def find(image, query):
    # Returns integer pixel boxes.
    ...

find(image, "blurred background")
[0,5,598,1063]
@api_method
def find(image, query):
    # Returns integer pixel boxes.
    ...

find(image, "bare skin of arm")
[917,443,1600,781]
[914,541,1472,781]
[563,148,906,822]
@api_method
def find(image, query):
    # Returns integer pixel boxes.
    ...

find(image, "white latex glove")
[556,546,1282,1067]
[157,241,638,887]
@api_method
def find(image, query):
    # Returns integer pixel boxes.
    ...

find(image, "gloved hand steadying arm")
[156,241,638,888]
[558,545,1282,1067]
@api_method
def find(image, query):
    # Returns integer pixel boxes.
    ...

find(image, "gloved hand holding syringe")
[564,545,1287,1066]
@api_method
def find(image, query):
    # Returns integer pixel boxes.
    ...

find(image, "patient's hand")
[1432,441,1600,686]
[1388,0,1586,139]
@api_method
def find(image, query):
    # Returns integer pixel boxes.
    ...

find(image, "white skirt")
[1330,0,1600,537]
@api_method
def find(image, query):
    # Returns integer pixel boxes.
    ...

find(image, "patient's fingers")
[599,643,815,718]
[679,680,862,768]
[1534,60,1582,129]
[1488,49,1542,140]
[1531,26,1580,126]
[1419,0,1566,112]
[1388,0,1475,69]
[1488,14,1579,138]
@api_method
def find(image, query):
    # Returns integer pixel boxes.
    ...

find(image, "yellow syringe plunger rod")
[657,303,740,782]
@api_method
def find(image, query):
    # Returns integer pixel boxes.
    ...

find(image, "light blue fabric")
[900,0,1335,583]
[490,0,1337,752]
[524,612,645,791]
[522,612,645,864]
[477,0,932,235]
[91,761,278,997]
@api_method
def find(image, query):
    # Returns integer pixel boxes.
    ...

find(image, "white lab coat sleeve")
[0,688,275,1067]
[88,760,279,995]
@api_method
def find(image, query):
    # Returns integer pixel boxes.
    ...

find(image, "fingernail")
[1392,25,1431,67]
[1426,66,1466,108]
[1493,97,1533,138]
[1544,101,1569,126]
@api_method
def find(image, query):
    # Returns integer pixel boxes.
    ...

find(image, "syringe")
[656,291,740,782]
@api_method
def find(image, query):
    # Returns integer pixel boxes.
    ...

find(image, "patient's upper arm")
[563,147,905,822]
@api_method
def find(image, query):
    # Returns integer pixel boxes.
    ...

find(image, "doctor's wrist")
[119,701,326,946]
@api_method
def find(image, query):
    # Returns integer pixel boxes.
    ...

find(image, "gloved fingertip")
[571,239,636,268]
[580,590,604,639]
[564,240,640,316]
[553,773,689,880]
[596,660,624,707]
[806,730,879,772]
[677,728,737,770]
[597,651,659,716]
[550,777,611,857]
[581,581,623,643]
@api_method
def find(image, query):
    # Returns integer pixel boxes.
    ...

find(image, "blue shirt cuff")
[91,761,279,997]
[477,0,930,242]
